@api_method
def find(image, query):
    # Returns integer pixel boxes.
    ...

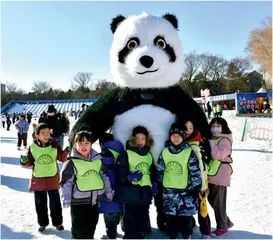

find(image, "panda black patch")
[118,37,140,64]
[154,36,176,62]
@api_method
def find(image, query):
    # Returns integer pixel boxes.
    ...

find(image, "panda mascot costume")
[69,12,210,237]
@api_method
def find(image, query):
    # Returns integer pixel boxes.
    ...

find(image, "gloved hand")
[20,155,28,164]
[152,182,158,196]
[127,170,143,182]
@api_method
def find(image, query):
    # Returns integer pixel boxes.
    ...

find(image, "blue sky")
[2,1,272,92]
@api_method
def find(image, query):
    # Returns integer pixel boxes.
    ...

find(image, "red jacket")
[187,130,202,142]
[20,139,69,192]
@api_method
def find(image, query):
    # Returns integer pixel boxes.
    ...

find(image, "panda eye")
[127,40,138,50]
[156,39,166,49]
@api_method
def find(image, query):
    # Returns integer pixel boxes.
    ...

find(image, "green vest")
[31,143,58,178]
[216,104,221,112]
[162,147,192,189]
[108,149,120,161]
[71,158,104,192]
[207,137,233,176]
[127,150,153,187]
[213,106,217,113]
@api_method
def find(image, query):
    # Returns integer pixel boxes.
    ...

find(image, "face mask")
[211,127,222,136]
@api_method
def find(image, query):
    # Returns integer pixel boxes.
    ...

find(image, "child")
[60,130,112,239]
[19,123,69,232]
[98,133,124,239]
[207,117,233,237]
[15,114,29,150]
[185,120,211,239]
[157,122,202,239]
[114,126,157,239]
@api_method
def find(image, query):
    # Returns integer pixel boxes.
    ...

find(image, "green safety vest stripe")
[107,149,120,161]
[127,150,153,187]
[162,147,191,189]
[71,158,104,192]
[31,143,58,178]
[207,137,233,176]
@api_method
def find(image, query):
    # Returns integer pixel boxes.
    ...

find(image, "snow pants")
[103,212,122,238]
[17,133,27,147]
[34,190,63,227]
[71,204,99,239]
[167,215,193,239]
[208,184,228,229]
[123,203,149,239]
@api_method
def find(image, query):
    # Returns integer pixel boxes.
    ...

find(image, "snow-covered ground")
[1,116,272,239]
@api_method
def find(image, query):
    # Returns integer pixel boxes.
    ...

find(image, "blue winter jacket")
[99,140,124,213]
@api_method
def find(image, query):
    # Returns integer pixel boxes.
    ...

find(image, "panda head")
[110,12,183,89]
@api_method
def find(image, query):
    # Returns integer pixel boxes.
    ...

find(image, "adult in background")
[6,115,12,131]
[12,113,16,124]
[38,105,70,149]
[206,101,212,119]
[15,114,29,150]
[1,114,6,128]
[27,111,33,124]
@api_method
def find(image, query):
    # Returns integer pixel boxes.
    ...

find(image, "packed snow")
[1,116,272,239]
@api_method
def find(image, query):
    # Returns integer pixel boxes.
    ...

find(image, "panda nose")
[139,55,154,68]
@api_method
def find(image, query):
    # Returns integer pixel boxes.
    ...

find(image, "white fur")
[112,105,177,166]
[110,12,183,89]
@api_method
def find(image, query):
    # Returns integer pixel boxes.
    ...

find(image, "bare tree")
[247,17,272,88]
[6,82,19,94]
[31,81,51,95]
[71,72,93,90]
[199,53,213,80]
[182,51,201,82]
[95,79,117,97]
[226,57,251,79]
[208,55,228,81]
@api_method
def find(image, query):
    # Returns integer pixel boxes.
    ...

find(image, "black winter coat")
[38,112,69,137]
[114,137,156,205]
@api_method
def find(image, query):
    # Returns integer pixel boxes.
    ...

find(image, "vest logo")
[82,169,98,177]
[135,162,150,175]
[37,154,54,164]
[165,161,183,176]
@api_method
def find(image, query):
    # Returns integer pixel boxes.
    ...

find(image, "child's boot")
[38,226,46,232]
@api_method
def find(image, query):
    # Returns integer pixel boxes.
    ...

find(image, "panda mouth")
[136,68,159,75]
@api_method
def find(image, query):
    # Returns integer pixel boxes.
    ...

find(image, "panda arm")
[69,88,122,144]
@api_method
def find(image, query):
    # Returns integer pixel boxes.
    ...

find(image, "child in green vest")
[114,126,157,239]
[207,117,233,237]
[60,130,112,239]
[185,120,211,239]
[20,123,70,232]
[157,122,202,239]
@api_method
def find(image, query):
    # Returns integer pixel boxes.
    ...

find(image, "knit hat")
[47,104,56,113]
[169,122,186,139]
[132,126,149,137]
[35,123,49,135]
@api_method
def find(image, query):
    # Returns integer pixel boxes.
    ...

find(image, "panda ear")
[162,13,179,30]
[111,15,126,33]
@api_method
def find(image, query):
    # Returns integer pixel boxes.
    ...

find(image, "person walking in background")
[12,113,16,124]
[38,105,70,149]
[1,114,7,128]
[216,103,222,117]
[206,101,212,119]
[15,114,29,150]
[6,115,12,131]
[27,111,33,125]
